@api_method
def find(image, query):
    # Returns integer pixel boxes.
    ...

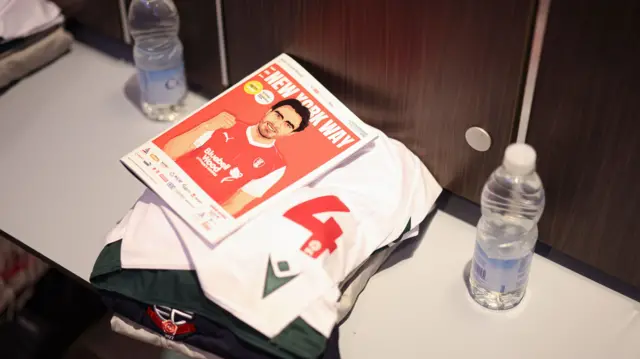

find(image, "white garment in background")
[0,0,64,42]
[0,235,49,320]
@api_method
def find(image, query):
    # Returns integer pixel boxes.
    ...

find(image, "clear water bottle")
[469,143,545,310]
[129,0,187,122]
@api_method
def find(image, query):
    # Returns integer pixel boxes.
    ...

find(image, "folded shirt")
[92,129,442,358]
[108,244,401,359]
[0,26,73,89]
[0,0,64,43]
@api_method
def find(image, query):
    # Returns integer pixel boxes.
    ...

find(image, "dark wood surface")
[222,0,536,201]
[172,0,223,96]
[55,0,124,41]
[122,0,224,96]
[64,0,225,96]
[59,0,225,96]
[527,0,640,287]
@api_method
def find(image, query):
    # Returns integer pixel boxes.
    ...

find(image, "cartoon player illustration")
[163,99,310,215]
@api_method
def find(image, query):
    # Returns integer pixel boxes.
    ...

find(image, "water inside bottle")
[129,0,187,122]
[469,161,544,310]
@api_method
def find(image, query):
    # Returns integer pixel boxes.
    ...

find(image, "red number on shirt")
[283,196,350,259]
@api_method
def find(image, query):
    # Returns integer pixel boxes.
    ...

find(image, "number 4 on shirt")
[283,196,350,259]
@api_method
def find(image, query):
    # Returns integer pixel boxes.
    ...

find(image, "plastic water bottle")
[469,143,545,310]
[129,0,187,122]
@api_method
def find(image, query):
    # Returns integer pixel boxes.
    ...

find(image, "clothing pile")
[90,128,442,358]
[0,235,49,323]
[0,0,73,89]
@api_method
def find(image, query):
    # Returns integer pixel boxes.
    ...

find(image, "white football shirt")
[104,128,442,338]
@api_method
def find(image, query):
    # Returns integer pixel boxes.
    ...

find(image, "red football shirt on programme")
[175,121,286,204]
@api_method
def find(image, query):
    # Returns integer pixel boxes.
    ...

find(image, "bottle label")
[137,65,187,105]
[470,243,533,293]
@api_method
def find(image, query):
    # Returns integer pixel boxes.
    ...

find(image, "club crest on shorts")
[154,305,193,325]
[253,157,265,168]
[147,305,196,340]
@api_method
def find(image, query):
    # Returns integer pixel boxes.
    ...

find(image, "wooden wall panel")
[528,0,640,287]
[173,0,223,96]
[222,0,536,201]
[120,0,224,95]
[55,0,124,41]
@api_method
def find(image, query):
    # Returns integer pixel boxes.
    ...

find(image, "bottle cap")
[503,143,537,175]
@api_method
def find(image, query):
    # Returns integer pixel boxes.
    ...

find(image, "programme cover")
[121,54,377,245]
